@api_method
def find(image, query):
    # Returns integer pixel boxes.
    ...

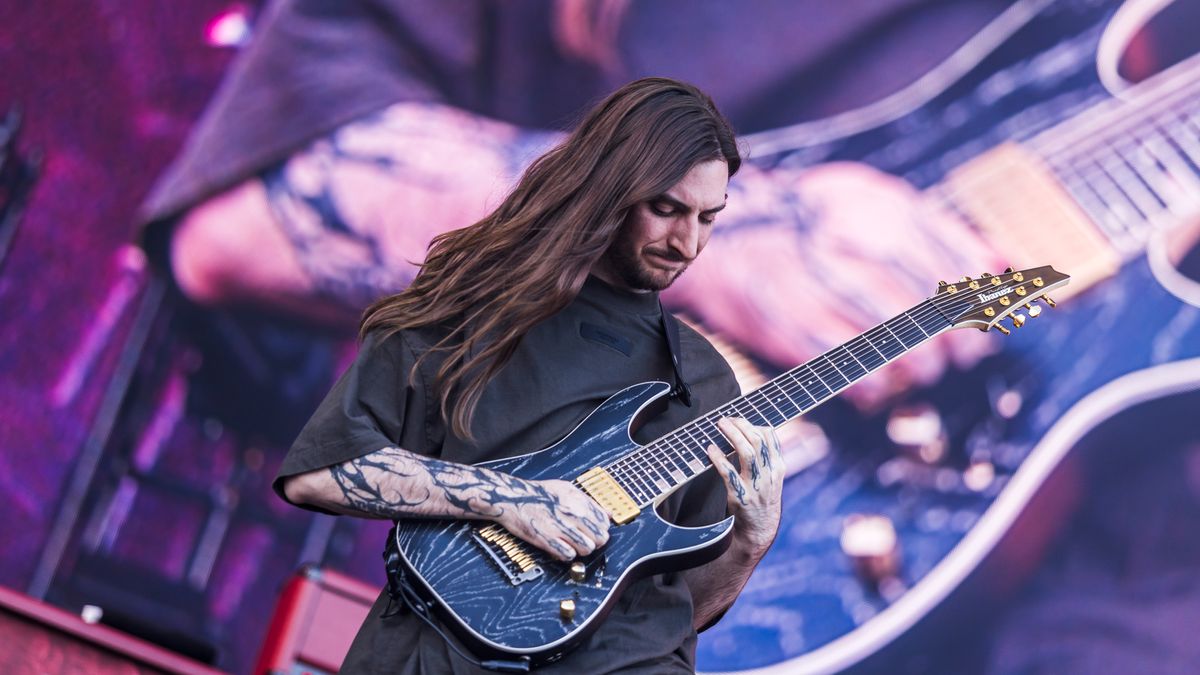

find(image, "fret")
[886,314,925,349]
[668,435,698,475]
[1168,114,1200,174]
[796,363,833,401]
[739,394,781,427]
[619,459,656,501]
[912,301,950,335]
[646,453,675,490]
[749,390,788,427]
[1138,128,1200,200]
[1068,159,1148,231]
[812,355,850,392]
[1096,143,1167,217]
[826,345,868,382]
[761,381,803,419]
[1130,132,1200,214]
[847,335,887,370]
[867,326,906,360]
[1051,161,1145,253]
[658,444,689,482]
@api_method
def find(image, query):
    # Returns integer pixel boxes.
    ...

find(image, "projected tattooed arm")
[169,102,560,325]
[283,445,611,561]
[169,102,1000,403]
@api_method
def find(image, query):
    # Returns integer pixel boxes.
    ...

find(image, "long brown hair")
[360,77,741,440]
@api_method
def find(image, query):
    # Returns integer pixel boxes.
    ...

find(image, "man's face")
[594,159,729,292]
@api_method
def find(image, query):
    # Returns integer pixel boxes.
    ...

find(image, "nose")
[668,217,703,261]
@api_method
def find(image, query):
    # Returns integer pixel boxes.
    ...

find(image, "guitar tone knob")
[559,599,576,622]
[886,404,946,464]
[840,514,901,586]
[569,561,587,582]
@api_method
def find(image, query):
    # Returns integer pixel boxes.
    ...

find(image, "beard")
[600,237,688,292]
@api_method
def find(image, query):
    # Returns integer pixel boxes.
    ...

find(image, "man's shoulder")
[670,314,740,387]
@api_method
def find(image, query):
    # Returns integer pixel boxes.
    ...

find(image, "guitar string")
[605,285,991,497]
[604,277,1046,502]
[922,76,1200,244]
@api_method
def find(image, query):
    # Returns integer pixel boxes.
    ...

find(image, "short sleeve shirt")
[276,276,741,673]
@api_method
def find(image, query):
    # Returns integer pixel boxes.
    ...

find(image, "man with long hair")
[274,78,786,672]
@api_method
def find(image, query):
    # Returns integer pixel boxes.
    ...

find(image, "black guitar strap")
[659,300,693,407]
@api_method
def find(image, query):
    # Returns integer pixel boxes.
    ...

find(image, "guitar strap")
[659,300,693,407]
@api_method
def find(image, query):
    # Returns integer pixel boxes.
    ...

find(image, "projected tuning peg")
[1011,313,1026,328]
[1042,296,1057,308]
[994,324,1011,336]
[1028,304,1043,318]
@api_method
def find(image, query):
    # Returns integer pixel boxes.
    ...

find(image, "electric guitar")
[693,1,1200,672]
[385,267,1068,668]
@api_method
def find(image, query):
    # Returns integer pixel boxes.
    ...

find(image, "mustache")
[645,247,690,263]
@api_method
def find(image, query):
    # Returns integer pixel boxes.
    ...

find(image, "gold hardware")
[999,296,1011,306]
[560,599,576,621]
[569,561,587,582]
[1042,296,1057,308]
[938,280,948,287]
[947,284,958,293]
[840,514,900,585]
[578,467,639,525]
[1012,272,1024,282]
[961,275,971,282]
[1011,313,1026,328]
[995,324,1011,335]
[968,280,980,290]
[1033,277,1044,287]
[991,277,1002,286]
[984,307,995,317]
[477,523,539,572]
[1015,286,1027,296]
[1028,304,1043,318]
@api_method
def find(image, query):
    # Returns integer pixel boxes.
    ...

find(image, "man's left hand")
[706,417,786,554]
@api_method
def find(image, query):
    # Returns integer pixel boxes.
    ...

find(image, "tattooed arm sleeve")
[283,445,612,560]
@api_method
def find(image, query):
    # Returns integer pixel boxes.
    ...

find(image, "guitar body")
[691,0,1200,671]
[391,381,734,665]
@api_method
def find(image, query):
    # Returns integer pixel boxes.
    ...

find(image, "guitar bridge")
[471,523,544,585]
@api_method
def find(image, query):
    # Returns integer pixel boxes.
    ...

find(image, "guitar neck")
[934,52,1200,296]
[604,299,955,506]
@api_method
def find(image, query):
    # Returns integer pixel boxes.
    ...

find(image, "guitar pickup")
[471,523,544,585]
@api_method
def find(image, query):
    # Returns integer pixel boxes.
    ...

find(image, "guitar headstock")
[936,265,1070,335]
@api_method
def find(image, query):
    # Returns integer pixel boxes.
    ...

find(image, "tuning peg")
[1004,266,1014,274]
[994,324,1011,335]
[1028,304,1043,318]
[961,275,972,282]
[1011,313,1026,328]
[981,272,993,278]
[938,280,948,287]
[1042,296,1057,308]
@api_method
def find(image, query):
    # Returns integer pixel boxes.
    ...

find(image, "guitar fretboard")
[1027,55,1200,253]
[604,299,953,506]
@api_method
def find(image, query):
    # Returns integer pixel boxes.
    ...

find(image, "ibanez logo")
[978,288,1011,303]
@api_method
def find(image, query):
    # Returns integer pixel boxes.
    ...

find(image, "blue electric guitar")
[385,267,1068,667]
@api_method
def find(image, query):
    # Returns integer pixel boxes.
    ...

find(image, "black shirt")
[277,276,741,673]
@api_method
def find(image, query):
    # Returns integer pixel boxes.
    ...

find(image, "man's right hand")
[494,479,612,562]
